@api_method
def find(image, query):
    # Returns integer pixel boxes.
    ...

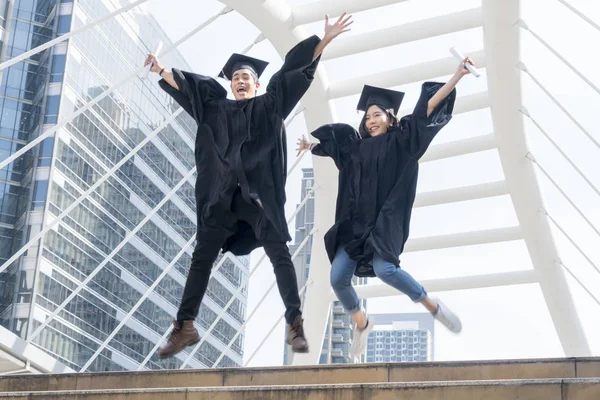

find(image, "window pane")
[57,15,71,35]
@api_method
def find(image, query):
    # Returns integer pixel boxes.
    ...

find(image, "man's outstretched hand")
[144,54,163,74]
[296,135,312,157]
[313,12,354,61]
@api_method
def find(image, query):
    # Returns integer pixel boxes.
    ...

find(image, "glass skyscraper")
[0,0,248,371]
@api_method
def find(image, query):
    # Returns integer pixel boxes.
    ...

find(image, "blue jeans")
[330,247,427,313]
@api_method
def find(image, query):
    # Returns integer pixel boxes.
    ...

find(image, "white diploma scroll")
[143,41,163,79]
[450,46,480,77]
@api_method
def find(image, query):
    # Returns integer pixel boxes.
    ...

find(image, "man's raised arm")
[145,54,179,90]
[312,12,353,62]
[265,13,354,118]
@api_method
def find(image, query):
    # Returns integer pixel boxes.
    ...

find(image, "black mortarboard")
[218,53,269,80]
[356,85,405,114]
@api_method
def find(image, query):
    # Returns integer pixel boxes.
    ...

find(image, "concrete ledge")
[0,379,599,400]
[576,358,600,378]
[0,357,598,392]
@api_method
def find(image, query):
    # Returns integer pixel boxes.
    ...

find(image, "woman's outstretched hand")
[296,135,312,157]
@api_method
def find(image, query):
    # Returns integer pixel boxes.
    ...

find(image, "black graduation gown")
[159,35,321,255]
[311,82,456,277]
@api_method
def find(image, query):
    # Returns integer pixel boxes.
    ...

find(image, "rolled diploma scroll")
[450,46,480,77]
[143,41,163,79]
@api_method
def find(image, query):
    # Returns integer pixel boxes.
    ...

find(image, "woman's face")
[364,105,391,137]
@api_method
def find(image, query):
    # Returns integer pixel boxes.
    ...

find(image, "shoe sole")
[292,347,309,353]
[287,336,309,353]
[158,337,200,360]
[449,325,463,334]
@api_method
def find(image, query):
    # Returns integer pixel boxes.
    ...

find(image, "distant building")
[366,313,434,363]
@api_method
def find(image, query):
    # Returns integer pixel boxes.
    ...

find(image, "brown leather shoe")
[286,315,309,353]
[158,320,200,359]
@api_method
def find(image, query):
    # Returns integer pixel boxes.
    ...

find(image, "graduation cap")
[357,85,405,115]
[218,53,269,81]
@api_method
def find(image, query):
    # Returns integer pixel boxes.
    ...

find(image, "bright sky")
[142,0,600,367]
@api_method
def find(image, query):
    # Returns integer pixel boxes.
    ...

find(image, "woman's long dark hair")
[358,105,400,138]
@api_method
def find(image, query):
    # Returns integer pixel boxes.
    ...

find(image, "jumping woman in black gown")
[297,56,475,360]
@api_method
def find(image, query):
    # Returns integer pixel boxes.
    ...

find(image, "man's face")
[231,69,260,100]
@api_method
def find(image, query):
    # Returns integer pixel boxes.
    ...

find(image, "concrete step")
[0,378,599,400]
[0,357,598,393]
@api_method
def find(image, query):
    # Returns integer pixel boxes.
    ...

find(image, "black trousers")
[177,188,302,325]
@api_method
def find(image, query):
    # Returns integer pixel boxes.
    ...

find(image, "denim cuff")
[411,289,428,303]
[345,302,362,314]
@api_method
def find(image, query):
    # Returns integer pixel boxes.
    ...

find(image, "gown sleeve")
[309,123,360,169]
[266,35,322,119]
[398,81,456,159]
[159,68,227,124]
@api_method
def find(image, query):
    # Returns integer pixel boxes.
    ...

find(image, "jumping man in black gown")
[297,57,475,361]
[144,13,353,359]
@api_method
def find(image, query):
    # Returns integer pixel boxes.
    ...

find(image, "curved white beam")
[482,0,589,356]
[451,91,490,115]
[352,270,538,300]
[323,8,483,60]
[219,1,294,48]
[404,226,522,253]
[420,133,496,163]
[328,50,486,99]
[414,180,509,208]
[292,0,407,26]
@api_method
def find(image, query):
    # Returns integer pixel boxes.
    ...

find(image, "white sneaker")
[433,299,462,333]
[350,316,375,362]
